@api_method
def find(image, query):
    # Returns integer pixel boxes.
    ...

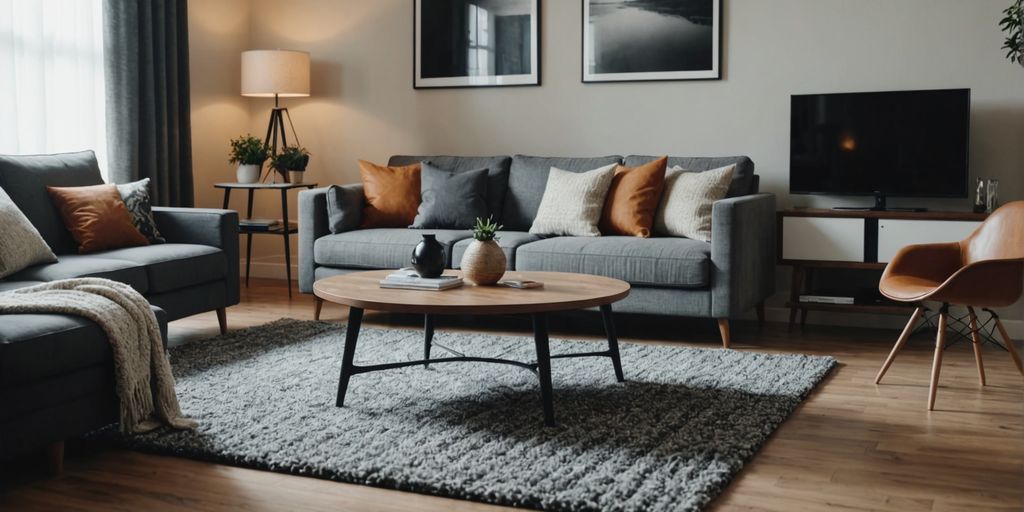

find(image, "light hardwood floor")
[2,279,1022,512]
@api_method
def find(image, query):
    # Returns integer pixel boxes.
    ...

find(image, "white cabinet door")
[783,217,865,262]
[877,220,980,263]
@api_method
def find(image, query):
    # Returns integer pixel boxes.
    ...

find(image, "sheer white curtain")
[0,0,107,177]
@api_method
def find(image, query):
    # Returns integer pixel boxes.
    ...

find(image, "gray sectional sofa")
[299,154,775,346]
[0,151,239,462]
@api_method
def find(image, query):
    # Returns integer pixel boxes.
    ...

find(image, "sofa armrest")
[299,187,332,294]
[710,193,776,318]
[152,207,240,305]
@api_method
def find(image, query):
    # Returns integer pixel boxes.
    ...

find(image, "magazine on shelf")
[240,218,282,231]
[379,268,464,291]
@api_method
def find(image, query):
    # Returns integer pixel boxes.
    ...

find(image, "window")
[467,3,494,77]
[0,0,107,177]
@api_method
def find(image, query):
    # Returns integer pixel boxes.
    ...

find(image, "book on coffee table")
[379,269,464,291]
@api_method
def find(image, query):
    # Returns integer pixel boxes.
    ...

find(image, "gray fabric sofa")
[0,151,239,461]
[299,154,775,346]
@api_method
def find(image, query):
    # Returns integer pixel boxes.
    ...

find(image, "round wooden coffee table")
[314,270,630,426]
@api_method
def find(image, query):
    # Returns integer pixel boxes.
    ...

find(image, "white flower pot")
[460,239,507,286]
[289,170,305,184]
[236,164,261,184]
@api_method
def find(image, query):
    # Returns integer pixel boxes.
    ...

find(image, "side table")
[215,182,318,297]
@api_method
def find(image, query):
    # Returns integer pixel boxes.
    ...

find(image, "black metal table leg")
[336,307,364,407]
[245,189,254,288]
[424,314,434,368]
[532,313,556,427]
[221,188,232,209]
[600,304,625,382]
[281,189,293,298]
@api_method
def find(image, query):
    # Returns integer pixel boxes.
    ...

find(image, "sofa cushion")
[515,236,711,289]
[47,183,150,254]
[95,244,227,294]
[0,186,58,279]
[411,163,489,229]
[8,255,149,293]
[0,280,44,293]
[358,160,422,229]
[388,155,511,222]
[623,155,755,198]
[451,231,543,270]
[502,155,623,232]
[0,151,105,254]
[315,229,472,270]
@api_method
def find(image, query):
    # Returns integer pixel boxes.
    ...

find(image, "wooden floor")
[2,279,1022,511]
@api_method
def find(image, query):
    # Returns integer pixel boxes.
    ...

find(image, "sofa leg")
[756,301,765,328]
[717,318,731,349]
[46,440,64,476]
[314,297,323,321]
[216,308,227,335]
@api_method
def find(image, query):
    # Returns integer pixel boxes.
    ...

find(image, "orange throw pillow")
[358,160,422,228]
[47,184,149,254]
[600,156,668,237]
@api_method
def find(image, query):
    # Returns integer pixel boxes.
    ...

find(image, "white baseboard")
[241,260,1024,339]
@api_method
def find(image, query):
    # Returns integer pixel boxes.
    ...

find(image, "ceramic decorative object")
[411,234,445,278]
[986,179,1000,213]
[461,239,506,285]
[236,164,261,184]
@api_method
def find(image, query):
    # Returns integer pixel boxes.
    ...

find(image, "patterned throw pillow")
[0,186,57,279]
[529,163,617,237]
[116,178,165,243]
[654,164,735,242]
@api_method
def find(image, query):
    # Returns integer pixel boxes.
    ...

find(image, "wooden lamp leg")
[928,307,948,411]
[993,315,1024,377]
[717,318,731,349]
[46,440,64,476]
[967,307,986,386]
[875,306,923,384]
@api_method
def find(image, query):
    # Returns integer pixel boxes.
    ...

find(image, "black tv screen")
[790,89,970,198]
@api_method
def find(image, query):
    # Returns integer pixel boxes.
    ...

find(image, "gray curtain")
[104,0,194,207]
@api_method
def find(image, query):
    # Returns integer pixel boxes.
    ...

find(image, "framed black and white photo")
[582,0,721,83]
[415,0,540,89]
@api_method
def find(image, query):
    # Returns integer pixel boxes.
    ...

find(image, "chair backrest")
[962,201,1024,264]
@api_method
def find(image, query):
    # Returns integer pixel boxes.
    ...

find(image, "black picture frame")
[414,0,542,89]
[581,0,722,83]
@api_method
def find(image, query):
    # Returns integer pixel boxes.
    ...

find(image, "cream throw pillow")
[654,164,735,242]
[0,186,58,279]
[529,163,618,236]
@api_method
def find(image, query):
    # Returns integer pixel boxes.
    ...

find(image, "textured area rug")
[106,319,836,511]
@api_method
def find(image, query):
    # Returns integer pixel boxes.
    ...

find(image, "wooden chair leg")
[314,297,324,321]
[928,308,948,411]
[967,307,986,386]
[717,318,731,349]
[875,306,923,384]
[993,316,1024,377]
[216,307,227,335]
[46,440,64,476]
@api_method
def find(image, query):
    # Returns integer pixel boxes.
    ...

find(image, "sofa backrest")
[387,155,512,224]
[0,151,104,254]
[502,155,624,232]
[623,155,756,198]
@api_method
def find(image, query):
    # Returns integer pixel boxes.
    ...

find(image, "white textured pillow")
[654,164,735,242]
[529,163,618,236]
[0,186,57,279]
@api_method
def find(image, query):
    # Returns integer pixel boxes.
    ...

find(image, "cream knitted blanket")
[0,278,196,433]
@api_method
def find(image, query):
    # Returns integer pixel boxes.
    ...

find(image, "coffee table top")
[314,270,630,315]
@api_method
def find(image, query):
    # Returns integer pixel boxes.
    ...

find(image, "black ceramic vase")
[411,234,445,278]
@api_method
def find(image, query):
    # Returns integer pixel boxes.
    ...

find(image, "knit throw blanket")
[0,278,196,433]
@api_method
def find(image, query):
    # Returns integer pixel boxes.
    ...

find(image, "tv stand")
[830,191,928,212]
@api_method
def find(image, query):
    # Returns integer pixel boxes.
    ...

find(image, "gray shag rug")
[104,319,836,511]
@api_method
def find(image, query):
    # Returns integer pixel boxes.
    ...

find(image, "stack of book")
[379,269,463,291]
[240,218,283,231]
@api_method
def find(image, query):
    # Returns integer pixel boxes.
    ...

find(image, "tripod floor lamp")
[241,49,310,183]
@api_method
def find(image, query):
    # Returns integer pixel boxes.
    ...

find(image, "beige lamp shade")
[241,49,310,97]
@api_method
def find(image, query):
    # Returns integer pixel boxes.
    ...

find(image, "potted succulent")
[229,135,269,184]
[1001,0,1023,67]
[271,145,311,184]
[460,216,506,286]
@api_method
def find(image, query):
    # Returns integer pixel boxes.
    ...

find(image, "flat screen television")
[790,88,970,209]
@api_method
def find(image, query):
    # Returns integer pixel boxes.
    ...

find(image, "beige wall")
[189,0,1024,328]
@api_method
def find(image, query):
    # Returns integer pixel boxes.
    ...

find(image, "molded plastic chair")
[875,201,1024,410]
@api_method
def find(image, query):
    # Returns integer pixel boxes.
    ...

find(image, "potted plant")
[229,135,269,184]
[271,145,311,184]
[1001,0,1023,67]
[460,216,506,286]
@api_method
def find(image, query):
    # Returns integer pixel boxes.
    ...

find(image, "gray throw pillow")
[116,178,165,243]
[326,184,365,234]
[411,163,489,229]
[0,186,58,279]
